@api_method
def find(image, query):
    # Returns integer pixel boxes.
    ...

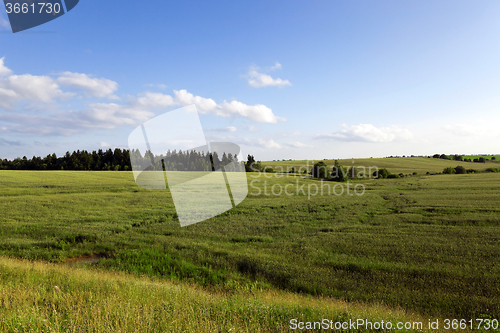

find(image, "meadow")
[0,157,499,331]
[262,156,500,175]
[0,256,425,332]
[462,155,500,161]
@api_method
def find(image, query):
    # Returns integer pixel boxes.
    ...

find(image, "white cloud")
[286,141,313,148]
[74,88,285,131]
[317,124,413,143]
[247,70,292,88]
[0,57,12,76]
[134,92,175,109]
[57,72,119,99]
[270,62,282,70]
[246,64,292,88]
[219,100,284,123]
[35,88,282,135]
[76,103,155,129]
[0,87,20,109]
[173,89,218,113]
[135,89,284,123]
[0,57,283,137]
[260,138,281,149]
[243,138,282,149]
[0,58,72,108]
[2,74,72,105]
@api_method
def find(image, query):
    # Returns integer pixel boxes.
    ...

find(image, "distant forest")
[0,150,496,171]
[0,149,241,171]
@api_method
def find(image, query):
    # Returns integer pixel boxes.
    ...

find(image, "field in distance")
[0,160,499,326]
[262,156,500,174]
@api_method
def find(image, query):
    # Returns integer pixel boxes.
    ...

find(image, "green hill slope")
[263,157,499,174]
[0,257,424,332]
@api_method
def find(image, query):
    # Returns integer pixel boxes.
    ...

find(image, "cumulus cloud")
[0,58,72,108]
[246,63,292,88]
[75,102,155,129]
[133,89,284,123]
[247,70,292,88]
[173,89,218,113]
[317,124,413,143]
[8,74,71,103]
[57,72,119,99]
[134,92,175,109]
[0,74,72,109]
[58,89,282,134]
[0,60,120,110]
[0,57,283,136]
[0,87,19,109]
[219,100,284,123]
[0,57,12,76]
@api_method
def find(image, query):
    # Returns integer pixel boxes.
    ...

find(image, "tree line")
[431,154,496,162]
[0,149,240,171]
[0,149,131,171]
[130,149,240,172]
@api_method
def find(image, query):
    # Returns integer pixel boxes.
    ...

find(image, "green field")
[462,155,500,161]
[0,256,426,332]
[262,156,500,174]
[1,161,500,331]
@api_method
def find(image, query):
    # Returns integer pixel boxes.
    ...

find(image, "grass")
[0,256,426,332]
[1,162,500,328]
[262,156,500,174]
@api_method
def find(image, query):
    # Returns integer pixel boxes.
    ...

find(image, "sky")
[1,0,500,161]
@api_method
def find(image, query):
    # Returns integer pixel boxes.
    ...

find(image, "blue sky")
[1,0,500,161]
